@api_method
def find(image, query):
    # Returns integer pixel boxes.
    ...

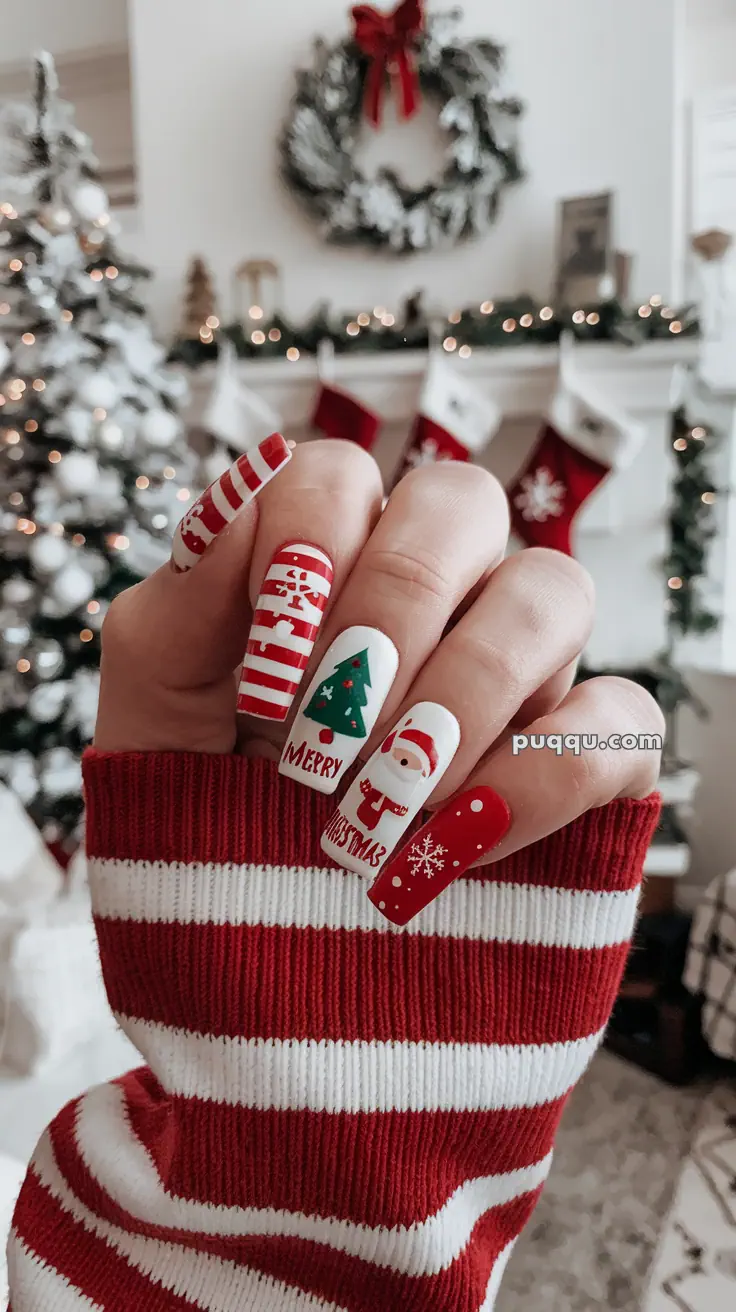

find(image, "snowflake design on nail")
[514,466,566,522]
[407,834,448,879]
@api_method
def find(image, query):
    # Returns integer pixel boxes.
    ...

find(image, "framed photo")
[555,192,616,305]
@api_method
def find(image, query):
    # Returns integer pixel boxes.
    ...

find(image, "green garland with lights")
[666,406,718,637]
[169,292,699,368]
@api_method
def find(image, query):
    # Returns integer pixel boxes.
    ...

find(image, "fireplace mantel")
[185,339,699,427]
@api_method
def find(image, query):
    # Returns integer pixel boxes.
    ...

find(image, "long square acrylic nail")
[171,433,291,573]
[320,701,460,877]
[279,626,399,794]
[238,542,333,721]
[368,786,511,925]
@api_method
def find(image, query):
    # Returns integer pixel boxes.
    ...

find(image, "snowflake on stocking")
[407,438,452,469]
[514,466,566,522]
[407,833,447,879]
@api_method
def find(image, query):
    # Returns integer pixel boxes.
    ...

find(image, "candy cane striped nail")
[237,542,334,721]
[171,433,291,573]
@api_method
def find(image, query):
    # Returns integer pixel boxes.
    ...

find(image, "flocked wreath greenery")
[280,4,525,255]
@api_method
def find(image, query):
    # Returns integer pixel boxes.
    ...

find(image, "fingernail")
[170,432,291,573]
[237,542,334,721]
[320,701,460,876]
[368,786,511,925]
[279,626,398,794]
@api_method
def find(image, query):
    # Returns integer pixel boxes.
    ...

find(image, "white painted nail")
[320,701,461,878]
[279,626,399,795]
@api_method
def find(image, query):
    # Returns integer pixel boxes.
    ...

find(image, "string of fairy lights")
[174,289,696,367]
[176,290,714,645]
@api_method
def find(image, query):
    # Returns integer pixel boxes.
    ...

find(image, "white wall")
[128,0,681,329]
[686,0,736,93]
[0,0,127,62]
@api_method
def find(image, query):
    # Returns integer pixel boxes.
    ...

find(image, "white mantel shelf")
[184,339,700,428]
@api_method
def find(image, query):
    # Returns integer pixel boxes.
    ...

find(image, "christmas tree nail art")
[279,626,398,794]
[304,648,371,743]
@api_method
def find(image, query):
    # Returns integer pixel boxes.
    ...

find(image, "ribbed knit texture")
[8,751,661,1311]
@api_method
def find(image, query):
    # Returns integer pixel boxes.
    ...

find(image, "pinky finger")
[367,676,664,924]
[469,675,664,865]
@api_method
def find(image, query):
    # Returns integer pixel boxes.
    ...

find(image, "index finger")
[95,436,292,752]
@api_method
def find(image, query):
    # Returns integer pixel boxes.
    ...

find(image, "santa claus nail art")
[279,626,399,794]
[238,542,334,721]
[320,701,460,878]
[171,432,291,573]
[367,786,511,925]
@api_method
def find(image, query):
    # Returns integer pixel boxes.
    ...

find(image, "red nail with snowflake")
[279,625,398,794]
[238,542,333,721]
[367,786,511,925]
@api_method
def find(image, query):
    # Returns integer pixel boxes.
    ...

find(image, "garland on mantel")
[169,293,699,368]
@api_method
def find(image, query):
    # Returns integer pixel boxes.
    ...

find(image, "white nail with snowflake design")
[320,701,461,878]
[279,626,399,794]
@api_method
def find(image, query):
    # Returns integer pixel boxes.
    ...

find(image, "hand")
[97,439,664,864]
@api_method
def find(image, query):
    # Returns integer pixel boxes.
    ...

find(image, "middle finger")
[279,462,509,792]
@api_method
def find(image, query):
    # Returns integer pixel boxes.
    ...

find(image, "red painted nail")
[367,786,511,926]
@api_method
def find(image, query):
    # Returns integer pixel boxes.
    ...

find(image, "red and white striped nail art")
[237,541,334,721]
[171,433,291,573]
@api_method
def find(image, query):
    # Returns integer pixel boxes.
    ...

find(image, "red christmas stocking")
[394,354,501,484]
[311,382,381,452]
[509,356,645,556]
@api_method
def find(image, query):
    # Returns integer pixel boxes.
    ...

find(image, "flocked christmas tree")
[0,52,195,850]
[304,648,371,744]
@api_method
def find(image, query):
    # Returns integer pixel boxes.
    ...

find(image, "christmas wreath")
[280,1,524,255]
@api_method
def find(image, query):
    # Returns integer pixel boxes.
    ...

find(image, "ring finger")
[319,548,594,877]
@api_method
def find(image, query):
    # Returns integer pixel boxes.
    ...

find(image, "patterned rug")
[496,1051,709,1312]
[643,1079,736,1312]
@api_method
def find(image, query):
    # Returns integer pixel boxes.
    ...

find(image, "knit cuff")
[83,748,660,891]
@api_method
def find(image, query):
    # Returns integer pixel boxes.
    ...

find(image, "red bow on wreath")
[351,0,424,128]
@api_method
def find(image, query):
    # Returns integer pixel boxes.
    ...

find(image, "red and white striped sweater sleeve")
[8,751,660,1312]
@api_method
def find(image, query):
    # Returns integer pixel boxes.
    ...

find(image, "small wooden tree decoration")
[181,256,219,342]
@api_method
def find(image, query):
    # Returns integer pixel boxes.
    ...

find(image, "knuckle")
[576,675,664,797]
[596,675,666,737]
[365,545,455,608]
[293,438,382,496]
[453,633,527,704]
[488,550,594,659]
[514,547,596,609]
[401,461,510,530]
[100,584,144,666]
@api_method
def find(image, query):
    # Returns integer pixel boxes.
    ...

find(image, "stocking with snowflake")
[508,337,645,555]
[393,354,501,484]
